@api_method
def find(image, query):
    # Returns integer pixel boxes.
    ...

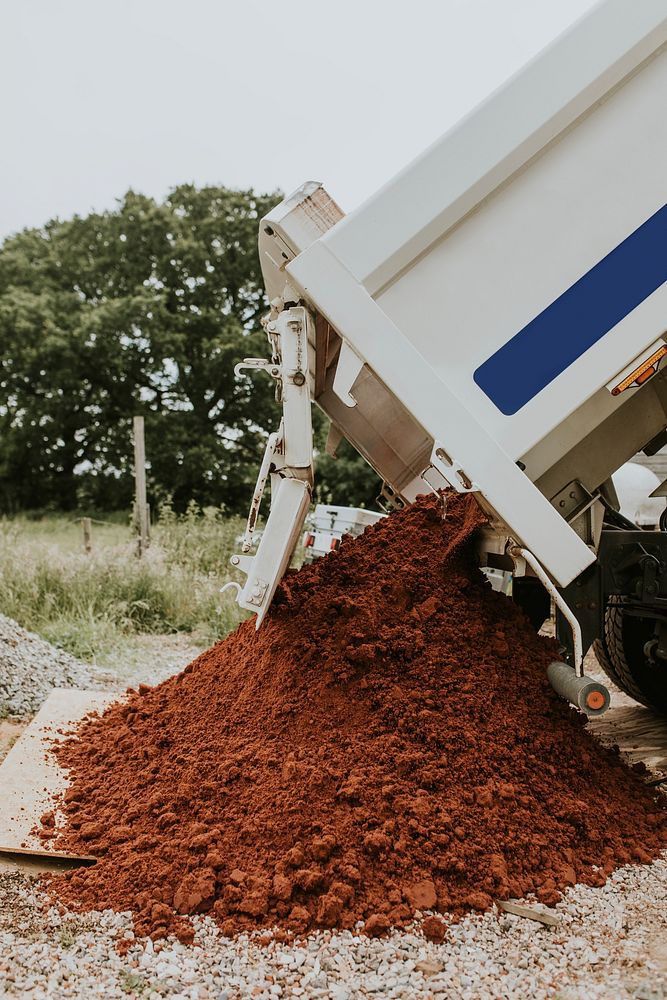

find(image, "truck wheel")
[592,637,628,697]
[593,601,667,713]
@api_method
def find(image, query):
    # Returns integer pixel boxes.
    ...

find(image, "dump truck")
[224,0,667,715]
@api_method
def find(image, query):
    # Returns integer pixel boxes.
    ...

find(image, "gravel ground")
[1,858,667,999]
[0,615,116,718]
[1,616,667,998]
[0,615,205,719]
[105,633,206,689]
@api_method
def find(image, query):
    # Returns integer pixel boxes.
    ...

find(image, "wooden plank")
[496,898,560,926]
[588,702,667,776]
[0,849,97,876]
[0,689,116,873]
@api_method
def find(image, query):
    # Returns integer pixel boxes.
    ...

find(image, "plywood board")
[588,703,667,778]
[0,688,116,874]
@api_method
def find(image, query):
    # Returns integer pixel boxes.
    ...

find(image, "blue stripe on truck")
[473,203,667,415]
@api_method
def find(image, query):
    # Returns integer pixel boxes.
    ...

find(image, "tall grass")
[0,505,248,662]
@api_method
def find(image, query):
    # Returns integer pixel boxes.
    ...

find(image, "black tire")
[593,601,667,713]
[592,636,635,699]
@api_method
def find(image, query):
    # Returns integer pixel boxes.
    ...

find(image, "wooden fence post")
[82,517,92,554]
[133,416,149,558]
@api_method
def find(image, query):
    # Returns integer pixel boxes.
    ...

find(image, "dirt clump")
[41,493,667,941]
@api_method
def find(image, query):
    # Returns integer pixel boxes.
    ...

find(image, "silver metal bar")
[240,431,280,553]
[509,545,584,675]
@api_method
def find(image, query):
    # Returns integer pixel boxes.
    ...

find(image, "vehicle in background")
[611,463,665,528]
[302,504,385,562]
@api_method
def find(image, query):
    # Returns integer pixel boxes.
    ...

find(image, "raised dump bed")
[228,0,667,712]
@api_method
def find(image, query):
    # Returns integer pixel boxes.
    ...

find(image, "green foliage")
[157,496,244,575]
[119,970,148,995]
[0,183,381,515]
[0,507,247,661]
[314,438,382,509]
[312,409,382,508]
[0,185,279,513]
[57,927,77,949]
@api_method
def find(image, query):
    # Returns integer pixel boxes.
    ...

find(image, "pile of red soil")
[42,493,667,943]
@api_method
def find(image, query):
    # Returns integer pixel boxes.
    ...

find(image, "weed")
[0,504,249,661]
[57,926,77,949]
[0,731,19,764]
[119,970,147,994]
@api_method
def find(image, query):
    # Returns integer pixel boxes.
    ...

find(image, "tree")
[312,411,381,509]
[0,184,378,514]
[0,186,278,511]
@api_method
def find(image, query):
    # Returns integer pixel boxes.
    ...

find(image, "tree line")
[0,185,379,515]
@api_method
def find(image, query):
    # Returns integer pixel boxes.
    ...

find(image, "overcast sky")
[1,0,600,240]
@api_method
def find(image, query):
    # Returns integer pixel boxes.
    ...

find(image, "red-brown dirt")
[41,493,667,943]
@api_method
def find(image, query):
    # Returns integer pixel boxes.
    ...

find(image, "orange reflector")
[611,345,667,396]
[585,689,606,711]
[635,366,656,386]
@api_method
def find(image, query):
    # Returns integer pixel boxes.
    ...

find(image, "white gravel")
[1,856,667,999]
[0,614,115,718]
[2,619,666,998]
[106,633,206,689]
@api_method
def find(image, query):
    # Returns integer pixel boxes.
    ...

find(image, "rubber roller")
[547,661,610,716]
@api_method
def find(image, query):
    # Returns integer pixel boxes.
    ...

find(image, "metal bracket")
[225,477,312,627]
[377,482,406,513]
[420,463,450,495]
[234,357,282,380]
[221,554,269,608]
[227,570,269,608]
[427,442,477,494]
[550,480,597,522]
[332,341,364,407]
[223,305,316,625]
[325,423,344,459]
[238,430,281,553]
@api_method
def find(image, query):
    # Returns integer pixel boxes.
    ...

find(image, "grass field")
[0,503,250,664]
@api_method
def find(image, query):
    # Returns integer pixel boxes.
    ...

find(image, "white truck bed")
[228,0,667,636]
[261,0,667,590]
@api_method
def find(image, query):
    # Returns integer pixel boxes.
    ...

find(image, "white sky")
[0,0,600,240]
